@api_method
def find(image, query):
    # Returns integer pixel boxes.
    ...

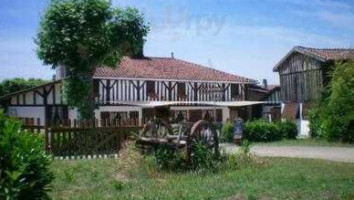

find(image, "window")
[146,81,155,95]
[130,111,139,119]
[177,82,186,98]
[100,112,128,125]
[231,84,239,99]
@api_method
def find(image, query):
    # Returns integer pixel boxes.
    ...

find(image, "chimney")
[171,52,174,59]
[262,79,268,89]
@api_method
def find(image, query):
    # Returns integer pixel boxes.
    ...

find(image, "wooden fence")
[17,117,142,159]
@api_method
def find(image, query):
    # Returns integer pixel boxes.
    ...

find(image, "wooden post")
[36,118,40,134]
[194,82,198,101]
[106,80,111,104]
[44,119,49,152]
[185,135,192,167]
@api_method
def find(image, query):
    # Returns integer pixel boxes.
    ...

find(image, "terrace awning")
[106,101,264,108]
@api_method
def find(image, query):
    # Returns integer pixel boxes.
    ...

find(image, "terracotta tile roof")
[295,46,354,61]
[94,57,256,83]
[274,46,354,72]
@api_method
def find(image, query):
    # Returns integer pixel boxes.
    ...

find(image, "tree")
[309,61,354,143]
[0,110,53,199]
[0,78,48,97]
[36,0,149,119]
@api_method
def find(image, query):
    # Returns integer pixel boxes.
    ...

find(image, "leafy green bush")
[277,120,298,139]
[189,141,222,172]
[153,141,223,172]
[308,61,354,143]
[0,111,53,199]
[221,122,234,143]
[243,119,282,142]
[154,145,185,171]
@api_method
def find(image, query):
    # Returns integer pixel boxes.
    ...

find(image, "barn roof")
[94,56,256,83]
[273,46,354,72]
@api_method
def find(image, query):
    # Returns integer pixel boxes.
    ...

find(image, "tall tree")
[36,0,149,119]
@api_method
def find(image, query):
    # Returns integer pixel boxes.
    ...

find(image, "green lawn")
[254,138,354,148]
[50,151,354,200]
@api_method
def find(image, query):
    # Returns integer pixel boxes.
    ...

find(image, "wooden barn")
[0,55,263,126]
[273,46,354,136]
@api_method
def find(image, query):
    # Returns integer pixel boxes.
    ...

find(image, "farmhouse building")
[0,55,264,126]
[274,46,354,136]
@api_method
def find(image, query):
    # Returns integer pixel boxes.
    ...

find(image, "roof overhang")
[273,47,327,72]
[0,80,62,101]
[105,101,265,108]
[93,76,258,84]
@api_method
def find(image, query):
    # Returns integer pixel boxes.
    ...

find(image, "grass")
[254,138,354,147]
[50,149,354,200]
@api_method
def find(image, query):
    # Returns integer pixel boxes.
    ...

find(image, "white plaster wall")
[10,96,17,104]
[55,83,62,104]
[25,92,34,105]
[36,90,44,105]
[300,120,310,137]
[47,86,54,104]
[281,103,285,113]
[295,119,310,138]
[222,107,230,123]
[7,106,45,125]
[69,108,79,121]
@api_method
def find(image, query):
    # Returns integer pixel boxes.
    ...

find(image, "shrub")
[0,111,53,199]
[243,119,282,142]
[308,61,354,143]
[154,145,185,171]
[153,141,223,173]
[221,122,234,143]
[189,141,222,172]
[308,107,321,138]
[277,120,298,139]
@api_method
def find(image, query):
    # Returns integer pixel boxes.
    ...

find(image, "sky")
[0,0,354,84]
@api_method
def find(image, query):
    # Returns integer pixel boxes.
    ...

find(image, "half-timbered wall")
[96,79,247,104]
[278,53,323,103]
[8,82,64,107]
[6,80,248,106]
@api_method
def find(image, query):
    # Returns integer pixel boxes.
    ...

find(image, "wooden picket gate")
[17,117,142,159]
[47,125,141,158]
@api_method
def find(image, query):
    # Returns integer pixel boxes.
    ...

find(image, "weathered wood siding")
[264,88,281,104]
[279,52,323,103]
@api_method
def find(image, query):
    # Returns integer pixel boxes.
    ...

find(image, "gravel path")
[222,144,354,163]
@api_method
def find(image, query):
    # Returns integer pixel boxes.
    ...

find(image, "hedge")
[243,119,297,142]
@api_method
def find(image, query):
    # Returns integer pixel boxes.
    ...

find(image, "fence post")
[44,119,49,152]
[36,118,40,134]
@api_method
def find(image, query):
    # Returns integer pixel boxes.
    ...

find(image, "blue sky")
[1,0,354,84]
